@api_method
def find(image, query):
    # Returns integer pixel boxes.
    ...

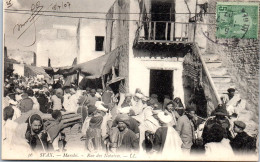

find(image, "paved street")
[63,124,85,152]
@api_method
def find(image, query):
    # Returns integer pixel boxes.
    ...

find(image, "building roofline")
[106,0,118,16]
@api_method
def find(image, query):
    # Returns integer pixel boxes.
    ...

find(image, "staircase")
[200,51,258,137]
[201,53,235,98]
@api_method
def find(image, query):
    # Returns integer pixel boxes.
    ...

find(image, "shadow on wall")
[182,51,208,118]
[132,45,191,58]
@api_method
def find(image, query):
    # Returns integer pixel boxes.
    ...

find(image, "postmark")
[216,2,259,39]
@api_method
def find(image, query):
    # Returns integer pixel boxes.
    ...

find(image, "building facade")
[36,20,106,67]
[105,0,259,132]
[106,0,207,105]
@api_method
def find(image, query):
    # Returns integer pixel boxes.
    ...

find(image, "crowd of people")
[2,73,258,159]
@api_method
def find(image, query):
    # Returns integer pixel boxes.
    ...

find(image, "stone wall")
[206,0,259,122]
[221,39,259,122]
[106,0,130,91]
[105,0,130,52]
[117,44,129,92]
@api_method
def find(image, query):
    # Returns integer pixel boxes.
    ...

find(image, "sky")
[3,0,115,52]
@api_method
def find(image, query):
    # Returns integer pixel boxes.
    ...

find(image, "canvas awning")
[74,54,110,78]
[43,48,119,78]
[5,58,20,64]
[106,77,125,85]
[24,65,51,78]
[42,66,76,76]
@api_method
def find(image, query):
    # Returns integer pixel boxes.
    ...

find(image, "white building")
[36,19,106,67]
[105,0,211,113]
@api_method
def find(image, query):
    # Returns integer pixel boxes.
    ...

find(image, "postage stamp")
[216,2,259,39]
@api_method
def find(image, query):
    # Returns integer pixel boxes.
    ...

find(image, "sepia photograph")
[2,0,259,160]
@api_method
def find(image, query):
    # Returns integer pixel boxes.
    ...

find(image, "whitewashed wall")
[79,20,105,63]
[127,0,185,102]
[36,26,77,67]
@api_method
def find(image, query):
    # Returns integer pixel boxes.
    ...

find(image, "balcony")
[134,21,196,49]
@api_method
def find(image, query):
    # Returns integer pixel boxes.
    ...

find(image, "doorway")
[149,70,173,103]
[151,1,175,40]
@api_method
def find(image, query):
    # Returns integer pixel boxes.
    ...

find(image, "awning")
[72,48,119,78]
[42,48,119,78]
[102,49,119,75]
[42,66,76,76]
[74,54,110,78]
[24,65,51,78]
[5,58,20,64]
[106,77,125,85]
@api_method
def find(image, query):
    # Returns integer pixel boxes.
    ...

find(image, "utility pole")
[76,18,81,64]
[193,0,198,42]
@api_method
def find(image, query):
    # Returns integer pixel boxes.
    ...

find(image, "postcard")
[2,0,259,161]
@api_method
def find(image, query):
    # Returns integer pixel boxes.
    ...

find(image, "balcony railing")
[138,21,195,43]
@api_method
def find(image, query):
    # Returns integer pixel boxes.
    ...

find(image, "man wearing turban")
[153,112,183,157]
[115,114,139,153]
[121,93,133,108]
[25,114,53,152]
[112,114,140,136]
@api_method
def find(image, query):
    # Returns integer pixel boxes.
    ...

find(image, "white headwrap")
[118,106,131,114]
[158,112,172,124]
[135,93,143,99]
[95,101,107,112]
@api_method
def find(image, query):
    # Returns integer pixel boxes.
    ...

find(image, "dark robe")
[102,91,113,104]
[45,120,63,142]
[53,82,62,89]
[153,127,168,152]
[117,128,139,152]
[230,131,256,154]
[25,131,53,152]
[87,95,99,106]
[85,116,104,151]
[37,94,49,113]
[202,117,230,144]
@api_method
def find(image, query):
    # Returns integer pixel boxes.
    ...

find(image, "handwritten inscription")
[11,1,72,47]
[52,2,71,11]
[5,0,13,8]
[13,1,43,37]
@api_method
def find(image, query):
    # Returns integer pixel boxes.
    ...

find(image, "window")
[95,36,104,51]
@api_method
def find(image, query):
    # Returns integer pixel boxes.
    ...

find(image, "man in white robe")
[63,88,71,111]
[66,89,81,113]
[153,112,183,158]
[3,106,18,150]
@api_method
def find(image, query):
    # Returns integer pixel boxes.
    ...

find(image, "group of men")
[2,73,258,158]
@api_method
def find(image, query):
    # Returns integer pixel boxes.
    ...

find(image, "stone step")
[202,54,221,62]
[218,91,228,97]
[208,68,228,76]
[218,89,241,95]
[212,77,232,83]
[205,61,222,69]
[214,83,236,91]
